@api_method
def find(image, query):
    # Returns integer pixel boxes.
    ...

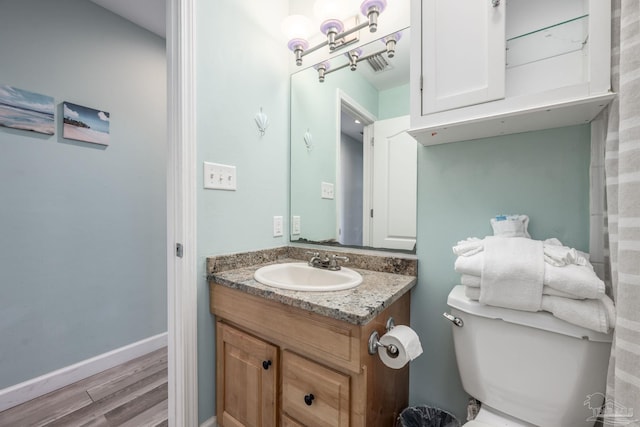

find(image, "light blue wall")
[0,0,167,388]
[411,125,591,420]
[290,66,378,242]
[379,83,410,120]
[195,0,290,422]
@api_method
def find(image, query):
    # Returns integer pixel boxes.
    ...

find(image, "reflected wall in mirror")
[290,27,416,252]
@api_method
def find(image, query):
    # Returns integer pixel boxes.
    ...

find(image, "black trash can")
[396,405,461,427]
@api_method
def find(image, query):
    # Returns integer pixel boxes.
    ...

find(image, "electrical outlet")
[292,216,301,235]
[321,182,334,199]
[273,216,283,237]
[204,162,237,191]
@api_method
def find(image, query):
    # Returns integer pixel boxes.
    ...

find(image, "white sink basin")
[254,262,363,292]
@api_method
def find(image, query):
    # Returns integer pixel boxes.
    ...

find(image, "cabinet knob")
[492,0,500,7]
[262,360,272,370]
[304,393,315,406]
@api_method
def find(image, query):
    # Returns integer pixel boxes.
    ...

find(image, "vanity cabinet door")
[216,322,278,427]
[421,0,506,114]
[282,351,350,427]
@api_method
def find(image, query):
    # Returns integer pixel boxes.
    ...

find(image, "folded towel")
[543,264,605,299]
[464,286,616,333]
[455,253,605,299]
[480,236,544,311]
[461,274,584,299]
[454,236,589,267]
[541,295,616,333]
[452,237,484,257]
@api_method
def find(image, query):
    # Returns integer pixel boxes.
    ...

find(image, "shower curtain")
[603,1,640,425]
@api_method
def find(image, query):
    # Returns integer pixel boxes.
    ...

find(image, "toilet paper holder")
[368,317,399,358]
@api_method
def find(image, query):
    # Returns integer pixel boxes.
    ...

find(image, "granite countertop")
[208,249,417,326]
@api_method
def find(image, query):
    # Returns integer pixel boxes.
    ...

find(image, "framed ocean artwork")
[63,101,110,146]
[0,84,55,135]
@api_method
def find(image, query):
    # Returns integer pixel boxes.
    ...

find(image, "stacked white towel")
[453,237,615,333]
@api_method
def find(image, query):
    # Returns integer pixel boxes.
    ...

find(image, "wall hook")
[254,107,269,136]
[304,129,313,151]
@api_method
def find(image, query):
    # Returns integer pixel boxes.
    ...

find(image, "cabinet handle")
[304,393,315,406]
[492,0,500,7]
[262,360,272,370]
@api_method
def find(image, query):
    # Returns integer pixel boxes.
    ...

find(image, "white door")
[422,0,506,114]
[371,116,417,251]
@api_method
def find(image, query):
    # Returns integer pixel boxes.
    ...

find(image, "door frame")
[336,90,376,246]
[167,0,198,425]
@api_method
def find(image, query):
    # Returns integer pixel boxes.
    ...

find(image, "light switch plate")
[321,182,334,199]
[292,216,301,235]
[204,162,236,191]
[273,216,283,237]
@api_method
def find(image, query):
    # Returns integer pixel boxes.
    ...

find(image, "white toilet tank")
[446,286,613,427]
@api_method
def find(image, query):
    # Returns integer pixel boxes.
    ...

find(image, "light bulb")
[281,15,312,41]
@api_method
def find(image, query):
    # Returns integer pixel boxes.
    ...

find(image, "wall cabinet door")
[217,322,278,427]
[411,0,613,146]
[421,0,505,114]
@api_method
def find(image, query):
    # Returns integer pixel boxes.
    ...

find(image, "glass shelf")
[506,15,589,69]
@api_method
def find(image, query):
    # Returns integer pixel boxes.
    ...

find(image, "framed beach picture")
[63,101,110,146]
[0,84,55,135]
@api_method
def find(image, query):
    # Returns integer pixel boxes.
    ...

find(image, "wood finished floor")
[0,347,168,427]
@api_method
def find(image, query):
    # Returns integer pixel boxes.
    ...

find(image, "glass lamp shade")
[281,14,312,42]
[313,0,352,23]
[360,0,387,16]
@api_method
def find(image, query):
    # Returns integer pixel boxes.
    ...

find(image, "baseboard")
[0,332,168,412]
[200,415,217,427]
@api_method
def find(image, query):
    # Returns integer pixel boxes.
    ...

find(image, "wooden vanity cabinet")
[210,283,411,427]
[217,323,278,426]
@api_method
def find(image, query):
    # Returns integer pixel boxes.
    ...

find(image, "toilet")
[445,285,613,427]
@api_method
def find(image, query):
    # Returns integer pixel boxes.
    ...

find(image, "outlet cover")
[204,162,236,191]
[292,216,301,235]
[273,216,283,237]
[321,182,334,199]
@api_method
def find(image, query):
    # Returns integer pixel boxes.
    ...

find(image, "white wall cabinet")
[409,0,614,145]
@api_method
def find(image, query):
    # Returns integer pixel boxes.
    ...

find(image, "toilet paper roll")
[378,325,423,369]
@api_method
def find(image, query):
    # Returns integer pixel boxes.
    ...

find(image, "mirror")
[290,27,416,253]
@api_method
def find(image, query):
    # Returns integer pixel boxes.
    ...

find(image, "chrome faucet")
[306,252,349,271]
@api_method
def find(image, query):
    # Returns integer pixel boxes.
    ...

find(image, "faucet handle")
[306,251,320,257]
[328,254,349,269]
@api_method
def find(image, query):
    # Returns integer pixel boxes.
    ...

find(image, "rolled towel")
[455,252,605,299]
[480,237,544,312]
[461,274,585,299]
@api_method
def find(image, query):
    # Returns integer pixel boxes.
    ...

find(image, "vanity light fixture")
[347,48,363,71]
[314,31,402,83]
[382,31,401,58]
[282,0,388,67]
[314,61,331,83]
